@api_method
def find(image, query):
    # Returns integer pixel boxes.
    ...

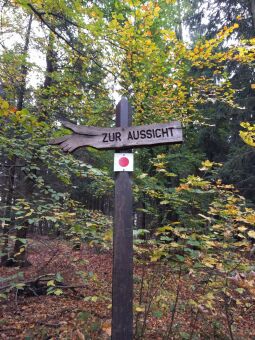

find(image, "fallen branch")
[0,273,55,292]
[0,273,87,296]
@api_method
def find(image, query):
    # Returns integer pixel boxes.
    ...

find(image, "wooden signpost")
[112,99,133,340]
[51,97,183,340]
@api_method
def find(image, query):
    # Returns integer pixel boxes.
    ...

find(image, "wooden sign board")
[51,121,183,152]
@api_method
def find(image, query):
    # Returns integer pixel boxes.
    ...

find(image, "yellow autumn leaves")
[240,122,255,147]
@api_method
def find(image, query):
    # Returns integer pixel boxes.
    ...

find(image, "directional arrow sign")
[51,121,183,152]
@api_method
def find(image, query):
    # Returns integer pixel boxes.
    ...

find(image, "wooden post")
[112,97,133,340]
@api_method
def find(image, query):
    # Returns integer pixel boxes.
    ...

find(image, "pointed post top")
[116,97,132,128]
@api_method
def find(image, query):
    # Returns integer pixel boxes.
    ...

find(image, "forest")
[0,0,255,339]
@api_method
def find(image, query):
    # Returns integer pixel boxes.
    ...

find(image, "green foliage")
[0,97,113,264]
[133,160,255,339]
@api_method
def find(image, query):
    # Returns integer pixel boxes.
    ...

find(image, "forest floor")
[0,237,255,339]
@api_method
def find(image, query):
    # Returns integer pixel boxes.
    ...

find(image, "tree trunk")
[176,0,183,41]
[44,32,56,89]
[136,199,146,229]
[16,14,33,111]
[1,159,16,266]
[9,14,33,267]
[37,30,57,123]
[250,0,255,30]
[12,30,57,264]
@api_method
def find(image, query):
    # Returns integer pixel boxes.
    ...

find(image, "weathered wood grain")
[50,121,183,152]
[112,98,133,340]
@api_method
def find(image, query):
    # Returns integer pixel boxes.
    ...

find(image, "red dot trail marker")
[50,97,183,340]
[119,156,129,167]
[114,153,133,172]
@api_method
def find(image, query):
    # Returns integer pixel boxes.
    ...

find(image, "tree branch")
[27,3,118,78]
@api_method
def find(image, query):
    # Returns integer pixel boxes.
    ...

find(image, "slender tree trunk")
[12,172,34,266]
[37,30,56,123]
[136,198,146,232]
[10,14,33,267]
[16,14,33,111]
[176,0,183,41]
[1,159,16,266]
[44,32,56,89]
[250,0,255,30]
